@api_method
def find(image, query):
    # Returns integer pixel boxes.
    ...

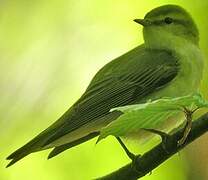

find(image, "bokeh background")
[1,0,208,179]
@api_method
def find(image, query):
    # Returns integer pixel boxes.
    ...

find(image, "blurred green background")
[1,0,208,179]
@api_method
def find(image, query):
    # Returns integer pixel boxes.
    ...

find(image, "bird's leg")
[116,137,138,161]
[116,137,141,173]
[142,128,171,153]
[177,107,198,146]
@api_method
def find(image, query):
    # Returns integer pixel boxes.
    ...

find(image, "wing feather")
[44,47,179,145]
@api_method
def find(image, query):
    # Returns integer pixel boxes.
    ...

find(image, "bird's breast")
[174,43,203,94]
[141,43,203,102]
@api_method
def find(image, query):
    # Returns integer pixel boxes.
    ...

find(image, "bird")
[6,4,203,167]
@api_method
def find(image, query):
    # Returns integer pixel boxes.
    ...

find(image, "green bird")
[6,4,203,167]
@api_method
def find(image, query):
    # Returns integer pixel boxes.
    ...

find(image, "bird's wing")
[43,46,179,146]
[6,46,179,167]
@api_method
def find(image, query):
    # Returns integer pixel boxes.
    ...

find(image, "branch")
[96,112,208,180]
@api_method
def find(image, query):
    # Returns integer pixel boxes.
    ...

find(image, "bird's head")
[134,5,199,49]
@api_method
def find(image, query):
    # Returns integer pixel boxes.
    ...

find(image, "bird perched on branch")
[6,4,203,167]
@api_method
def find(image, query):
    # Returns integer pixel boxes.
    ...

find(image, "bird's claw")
[177,106,198,146]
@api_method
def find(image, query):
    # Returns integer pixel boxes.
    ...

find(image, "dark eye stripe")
[152,19,190,26]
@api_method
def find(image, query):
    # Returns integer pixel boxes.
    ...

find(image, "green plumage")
[6,4,203,167]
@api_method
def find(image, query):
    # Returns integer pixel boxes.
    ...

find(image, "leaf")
[97,93,208,142]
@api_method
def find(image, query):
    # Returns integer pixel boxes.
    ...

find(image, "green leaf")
[97,93,208,142]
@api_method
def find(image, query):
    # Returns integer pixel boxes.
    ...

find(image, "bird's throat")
[143,29,198,52]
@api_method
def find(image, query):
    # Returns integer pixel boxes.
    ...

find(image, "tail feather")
[6,109,75,167]
[6,151,31,168]
[6,127,55,167]
[7,139,40,160]
[6,131,99,167]
[48,132,99,159]
[6,143,38,168]
[6,107,114,167]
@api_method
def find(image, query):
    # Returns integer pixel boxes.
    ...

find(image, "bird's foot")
[116,137,138,161]
[116,137,142,173]
[177,107,198,146]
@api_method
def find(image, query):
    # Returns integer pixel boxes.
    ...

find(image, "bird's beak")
[133,19,151,26]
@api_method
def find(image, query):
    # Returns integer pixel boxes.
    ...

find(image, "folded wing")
[6,46,179,166]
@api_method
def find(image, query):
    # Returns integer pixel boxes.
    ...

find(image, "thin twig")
[96,112,208,180]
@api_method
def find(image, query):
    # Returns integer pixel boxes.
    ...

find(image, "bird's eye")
[164,17,173,24]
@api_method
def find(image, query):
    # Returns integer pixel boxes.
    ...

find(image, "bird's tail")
[6,131,99,167]
[6,107,75,167]
[6,110,120,167]
[6,129,51,167]
[6,144,38,168]
[47,132,99,159]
